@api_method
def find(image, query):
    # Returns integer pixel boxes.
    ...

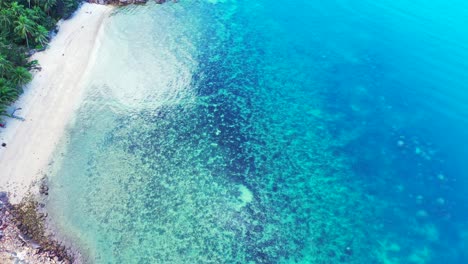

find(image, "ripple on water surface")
[47,1,468,263]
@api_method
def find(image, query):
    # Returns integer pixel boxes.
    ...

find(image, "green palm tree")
[42,0,57,15]
[14,15,35,49]
[27,7,41,22]
[10,66,31,86]
[9,2,24,17]
[0,54,13,78]
[34,25,48,47]
[0,79,18,117]
[0,10,11,29]
[0,79,19,102]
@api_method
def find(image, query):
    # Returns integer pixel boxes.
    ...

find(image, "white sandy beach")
[0,3,113,203]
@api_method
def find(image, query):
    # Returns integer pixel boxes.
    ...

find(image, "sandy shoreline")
[0,3,113,203]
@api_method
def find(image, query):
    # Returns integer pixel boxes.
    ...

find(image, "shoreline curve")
[0,3,114,203]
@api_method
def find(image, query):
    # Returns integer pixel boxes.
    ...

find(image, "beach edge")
[0,3,113,203]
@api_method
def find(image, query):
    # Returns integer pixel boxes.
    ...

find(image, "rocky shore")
[0,190,73,264]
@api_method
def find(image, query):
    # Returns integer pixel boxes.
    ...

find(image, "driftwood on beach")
[8,108,25,121]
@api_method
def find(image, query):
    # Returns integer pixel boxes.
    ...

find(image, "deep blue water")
[47,0,468,263]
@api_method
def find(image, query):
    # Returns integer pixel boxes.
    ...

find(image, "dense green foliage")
[0,0,80,120]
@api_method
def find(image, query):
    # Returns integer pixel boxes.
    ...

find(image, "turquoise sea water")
[46,1,468,263]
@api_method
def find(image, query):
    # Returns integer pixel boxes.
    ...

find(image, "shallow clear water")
[47,1,468,263]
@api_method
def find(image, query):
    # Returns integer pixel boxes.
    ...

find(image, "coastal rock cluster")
[0,192,71,264]
[88,0,175,6]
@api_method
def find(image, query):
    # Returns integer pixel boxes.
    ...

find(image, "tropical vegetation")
[0,0,80,121]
